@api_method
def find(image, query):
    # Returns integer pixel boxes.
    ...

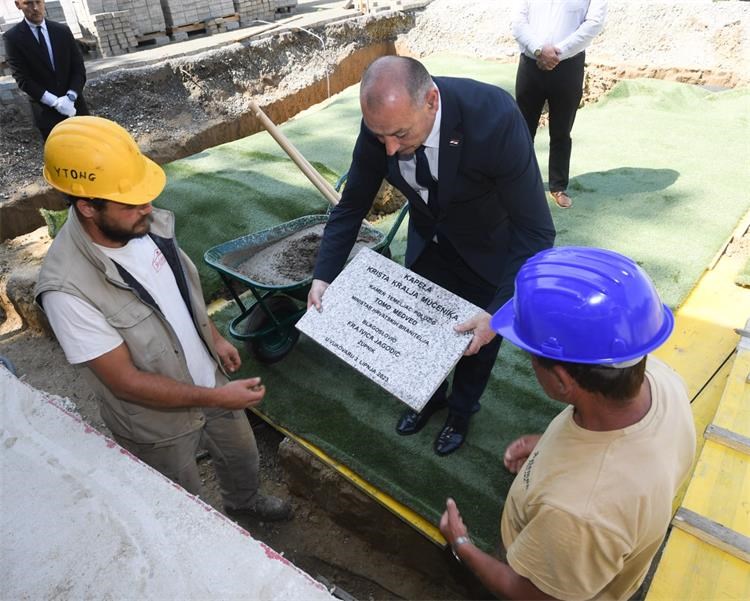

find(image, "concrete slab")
[297,247,477,411]
[0,367,334,600]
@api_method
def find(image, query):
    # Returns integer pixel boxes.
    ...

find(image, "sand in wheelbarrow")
[229,223,381,287]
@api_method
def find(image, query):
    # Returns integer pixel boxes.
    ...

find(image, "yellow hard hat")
[42,116,166,205]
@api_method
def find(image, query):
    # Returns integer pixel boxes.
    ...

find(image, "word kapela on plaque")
[296,248,480,412]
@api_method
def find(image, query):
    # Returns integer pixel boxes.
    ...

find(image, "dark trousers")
[114,408,260,510]
[410,239,503,420]
[515,52,585,192]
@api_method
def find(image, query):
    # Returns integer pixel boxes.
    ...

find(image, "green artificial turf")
[156,56,750,551]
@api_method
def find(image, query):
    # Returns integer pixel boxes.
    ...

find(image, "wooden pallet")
[167,21,207,35]
[135,30,169,47]
[136,30,167,41]
[167,13,241,36]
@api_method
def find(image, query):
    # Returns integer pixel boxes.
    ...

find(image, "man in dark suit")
[308,56,555,456]
[4,0,89,139]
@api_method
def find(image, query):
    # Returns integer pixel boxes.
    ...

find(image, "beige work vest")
[35,207,228,443]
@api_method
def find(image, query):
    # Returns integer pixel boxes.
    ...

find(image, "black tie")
[36,26,53,70]
[415,145,439,217]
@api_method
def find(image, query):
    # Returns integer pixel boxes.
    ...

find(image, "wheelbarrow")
[204,203,407,363]
[203,98,407,363]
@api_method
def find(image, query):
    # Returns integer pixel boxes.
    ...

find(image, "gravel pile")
[400,0,749,78]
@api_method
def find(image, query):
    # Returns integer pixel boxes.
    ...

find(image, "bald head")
[360,56,434,112]
[359,56,439,157]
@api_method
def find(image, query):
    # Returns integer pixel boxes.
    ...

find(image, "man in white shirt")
[512,0,607,209]
[35,116,291,522]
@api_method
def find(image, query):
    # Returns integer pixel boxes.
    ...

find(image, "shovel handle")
[249,99,341,206]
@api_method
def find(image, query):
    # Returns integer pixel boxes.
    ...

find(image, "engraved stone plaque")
[296,247,481,412]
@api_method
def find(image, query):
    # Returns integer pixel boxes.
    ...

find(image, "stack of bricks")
[70,0,118,34]
[233,0,276,26]
[44,0,67,23]
[359,0,425,12]
[207,0,237,19]
[0,16,9,78]
[204,16,241,35]
[72,0,166,39]
[159,0,206,30]
[273,0,297,16]
[117,0,167,36]
[89,10,138,57]
[204,0,239,34]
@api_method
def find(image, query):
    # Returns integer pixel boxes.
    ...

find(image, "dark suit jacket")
[314,76,556,313]
[4,19,88,134]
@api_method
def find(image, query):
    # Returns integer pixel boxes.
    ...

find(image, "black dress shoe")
[434,414,469,456]
[396,400,446,435]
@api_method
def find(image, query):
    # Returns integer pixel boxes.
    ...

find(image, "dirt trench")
[0,12,413,241]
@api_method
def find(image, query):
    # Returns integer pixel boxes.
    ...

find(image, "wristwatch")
[451,535,471,562]
[533,47,542,58]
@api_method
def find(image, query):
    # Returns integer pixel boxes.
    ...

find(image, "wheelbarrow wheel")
[243,296,300,364]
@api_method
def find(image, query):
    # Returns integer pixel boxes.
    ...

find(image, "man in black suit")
[4,0,89,139]
[308,56,555,456]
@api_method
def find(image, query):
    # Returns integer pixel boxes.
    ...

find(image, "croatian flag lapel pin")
[449,137,461,147]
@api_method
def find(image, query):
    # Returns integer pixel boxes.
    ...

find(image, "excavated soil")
[2,1,749,599]
[0,12,412,239]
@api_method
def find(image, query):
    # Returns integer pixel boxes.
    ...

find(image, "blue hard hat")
[491,247,674,365]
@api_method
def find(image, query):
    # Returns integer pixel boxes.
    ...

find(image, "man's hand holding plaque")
[298,248,481,413]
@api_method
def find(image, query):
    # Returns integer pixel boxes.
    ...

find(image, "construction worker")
[35,116,291,522]
[439,246,696,600]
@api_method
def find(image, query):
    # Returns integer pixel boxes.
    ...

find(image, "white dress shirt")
[26,18,55,69]
[511,0,607,61]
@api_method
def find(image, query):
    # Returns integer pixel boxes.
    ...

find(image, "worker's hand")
[53,95,76,117]
[536,45,561,70]
[213,377,265,410]
[439,498,469,546]
[504,434,542,474]
[307,279,330,312]
[455,311,496,356]
[214,336,242,374]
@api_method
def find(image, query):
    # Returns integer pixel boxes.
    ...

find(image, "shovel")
[248,98,341,207]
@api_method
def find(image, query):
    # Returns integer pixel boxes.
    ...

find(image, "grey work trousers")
[114,408,259,510]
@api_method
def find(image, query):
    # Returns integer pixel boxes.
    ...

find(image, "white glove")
[53,95,77,117]
[41,91,59,107]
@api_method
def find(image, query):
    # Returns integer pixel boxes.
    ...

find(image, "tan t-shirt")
[500,357,696,601]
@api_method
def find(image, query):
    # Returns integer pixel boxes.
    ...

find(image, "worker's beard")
[95,213,153,245]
